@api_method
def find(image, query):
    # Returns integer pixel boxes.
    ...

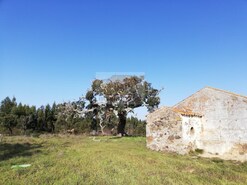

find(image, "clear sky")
[0,0,247,119]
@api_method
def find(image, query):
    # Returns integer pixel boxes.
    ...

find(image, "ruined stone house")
[146,87,247,161]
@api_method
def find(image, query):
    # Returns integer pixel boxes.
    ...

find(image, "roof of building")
[173,86,247,108]
[149,87,247,119]
[205,86,247,99]
[172,107,202,117]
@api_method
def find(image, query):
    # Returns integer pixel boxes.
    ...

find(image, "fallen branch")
[92,137,101,142]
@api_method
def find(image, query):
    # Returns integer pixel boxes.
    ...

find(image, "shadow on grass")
[0,142,43,161]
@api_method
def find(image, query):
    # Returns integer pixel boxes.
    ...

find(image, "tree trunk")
[8,127,13,135]
[50,122,55,133]
[117,112,127,136]
[99,121,106,136]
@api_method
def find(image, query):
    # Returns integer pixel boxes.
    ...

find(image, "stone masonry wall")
[174,87,247,161]
[147,107,187,154]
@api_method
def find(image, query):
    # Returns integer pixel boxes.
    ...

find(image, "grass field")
[0,135,247,185]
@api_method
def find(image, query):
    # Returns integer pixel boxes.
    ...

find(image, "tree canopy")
[83,76,160,136]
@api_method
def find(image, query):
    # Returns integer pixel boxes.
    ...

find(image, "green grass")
[0,135,247,185]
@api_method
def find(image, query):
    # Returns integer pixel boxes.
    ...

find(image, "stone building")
[146,87,247,161]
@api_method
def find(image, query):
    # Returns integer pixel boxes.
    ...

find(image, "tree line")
[0,76,160,136]
[0,96,146,136]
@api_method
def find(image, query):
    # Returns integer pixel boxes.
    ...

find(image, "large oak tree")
[85,76,160,136]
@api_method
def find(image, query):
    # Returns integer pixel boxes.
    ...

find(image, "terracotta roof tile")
[172,107,202,117]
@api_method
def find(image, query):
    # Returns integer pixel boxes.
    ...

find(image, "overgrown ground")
[0,135,247,185]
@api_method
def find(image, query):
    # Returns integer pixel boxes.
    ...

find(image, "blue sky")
[0,0,247,119]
